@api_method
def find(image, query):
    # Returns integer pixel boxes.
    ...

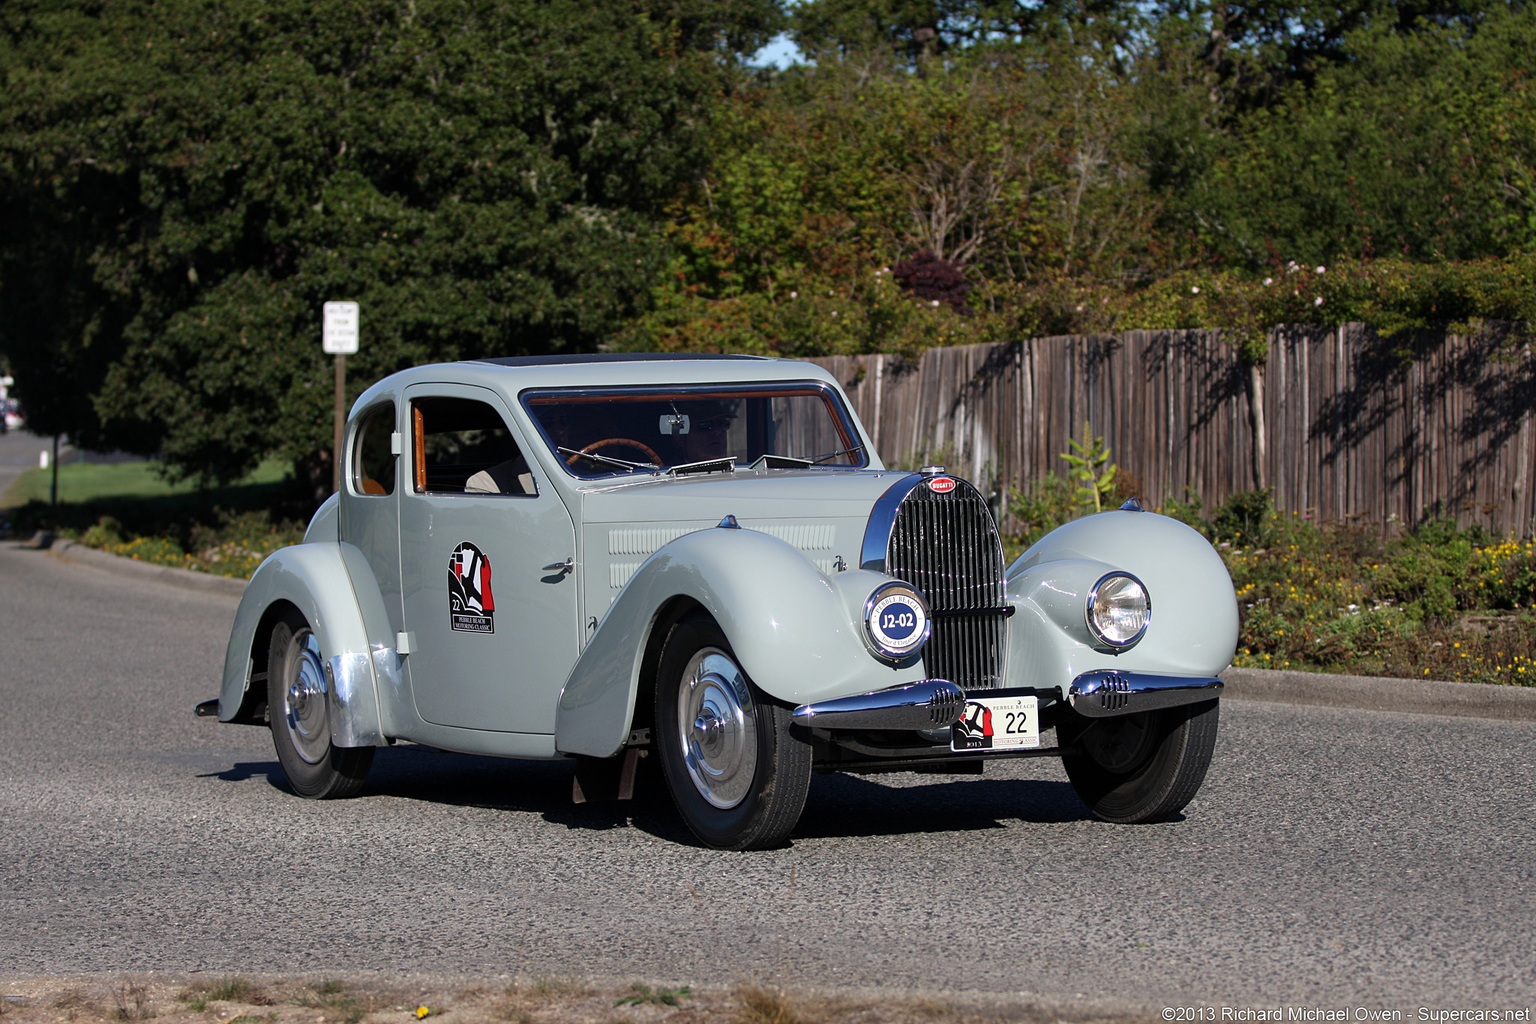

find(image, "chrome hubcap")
[677,648,756,809]
[283,629,330,765]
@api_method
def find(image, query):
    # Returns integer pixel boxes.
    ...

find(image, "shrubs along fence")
[809,323,1536,537]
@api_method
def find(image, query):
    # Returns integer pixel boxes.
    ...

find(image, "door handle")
[541,557,573,576]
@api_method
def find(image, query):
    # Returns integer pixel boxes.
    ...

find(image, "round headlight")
[864,582,930,661]
[1086,572,1150,648]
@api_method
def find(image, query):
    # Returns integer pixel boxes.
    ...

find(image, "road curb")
[1222,665,1536,721]
[43,537,248,598]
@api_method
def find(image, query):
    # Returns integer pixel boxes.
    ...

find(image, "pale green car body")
[212,354,1237,845]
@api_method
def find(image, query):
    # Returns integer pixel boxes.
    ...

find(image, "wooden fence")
[808,323,1536,536]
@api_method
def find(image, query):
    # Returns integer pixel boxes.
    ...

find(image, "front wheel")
[267,610,374,799]
[1058,699,1219,823]
[654,612,811,850]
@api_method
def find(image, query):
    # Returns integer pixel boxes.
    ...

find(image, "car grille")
[883,478,1008,689]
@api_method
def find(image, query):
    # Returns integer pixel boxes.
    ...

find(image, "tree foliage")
[625,0,1536,359]
[4,0,1534,475]
[1182,8,1536,265]
[622,35,1172,354]
[0,0,778,483]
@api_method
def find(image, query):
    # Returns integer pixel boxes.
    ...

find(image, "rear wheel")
[267,610,373,799]
[654,612,811,850]
[1058,699,1219,823]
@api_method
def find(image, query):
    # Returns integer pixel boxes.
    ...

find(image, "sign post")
[322,302,360,492]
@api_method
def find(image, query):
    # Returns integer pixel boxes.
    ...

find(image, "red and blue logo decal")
[448,541,495,634]
[952,702,996,750]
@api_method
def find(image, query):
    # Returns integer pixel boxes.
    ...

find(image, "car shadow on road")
[195,744,1102,847]
[196,760,286,785]
[358,744,703,844]
[792,772,1091,840]
[376,745,1100,845]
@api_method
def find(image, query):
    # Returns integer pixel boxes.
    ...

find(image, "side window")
[352,403,396,496]
[411,396,536,496]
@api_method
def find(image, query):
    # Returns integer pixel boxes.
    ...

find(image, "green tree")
[0,0,779,485]
[624,32,1180,356]
[1154,0,1520,108]
[0,165,137,449]
[1181,3,1536,266]
[790,0,1146,60]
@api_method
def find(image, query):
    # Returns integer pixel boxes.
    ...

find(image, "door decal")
[448,541,495,634]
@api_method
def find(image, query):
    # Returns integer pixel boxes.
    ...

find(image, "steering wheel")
[567,437,663,466]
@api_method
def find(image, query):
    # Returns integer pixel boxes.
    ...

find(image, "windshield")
[522,383,867,478]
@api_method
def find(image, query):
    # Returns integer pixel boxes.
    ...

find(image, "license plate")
[951,695,1039,751]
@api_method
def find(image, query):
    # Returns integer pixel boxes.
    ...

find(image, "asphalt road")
[2,540,1534,1012]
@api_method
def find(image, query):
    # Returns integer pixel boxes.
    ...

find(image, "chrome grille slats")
[881,477,1007,690]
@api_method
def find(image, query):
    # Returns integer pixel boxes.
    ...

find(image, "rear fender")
[219,542,397,747]
[556,526,924,758]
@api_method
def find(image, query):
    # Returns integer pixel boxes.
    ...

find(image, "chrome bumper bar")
[792,679,965,731]
[793,671,1222,732]
[1068,670,1223,718]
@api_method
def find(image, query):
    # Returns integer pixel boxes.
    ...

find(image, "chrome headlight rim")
[863,581,931,662]
[1085,571,1151,650]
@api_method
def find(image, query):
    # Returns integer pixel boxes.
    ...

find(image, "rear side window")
[352,403,396,496]
[411,396,535,496]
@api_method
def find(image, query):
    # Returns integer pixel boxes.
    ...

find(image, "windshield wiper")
[806,444,865,466]
[557,446,658,472]
[750,445,865,470]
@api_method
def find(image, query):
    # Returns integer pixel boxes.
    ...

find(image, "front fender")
[1004,509,1238,694]
[556,526,924,758]
[218,541,396,747]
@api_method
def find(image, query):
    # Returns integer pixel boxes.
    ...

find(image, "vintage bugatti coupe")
[203,354,1238,849]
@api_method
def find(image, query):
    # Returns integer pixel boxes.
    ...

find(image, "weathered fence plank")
[809,323,1536,536]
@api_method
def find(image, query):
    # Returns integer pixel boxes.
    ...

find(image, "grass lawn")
[3,455,289,506]
[1,455,308,579]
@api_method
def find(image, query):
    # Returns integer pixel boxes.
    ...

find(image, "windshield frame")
[519,380,868,480]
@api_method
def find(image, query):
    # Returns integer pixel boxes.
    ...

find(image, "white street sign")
[323,301,360,355]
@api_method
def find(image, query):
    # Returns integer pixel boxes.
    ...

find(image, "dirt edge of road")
[40,537,249,597]
[0,973,1156,1024]
[1222,665,1536,720]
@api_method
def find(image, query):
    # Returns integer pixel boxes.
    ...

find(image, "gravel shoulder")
[0,973,1152,1024]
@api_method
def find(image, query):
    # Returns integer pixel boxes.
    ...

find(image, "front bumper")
[792,670,1223,733]
[1068,669,1223,717]
[791,679,965,731]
